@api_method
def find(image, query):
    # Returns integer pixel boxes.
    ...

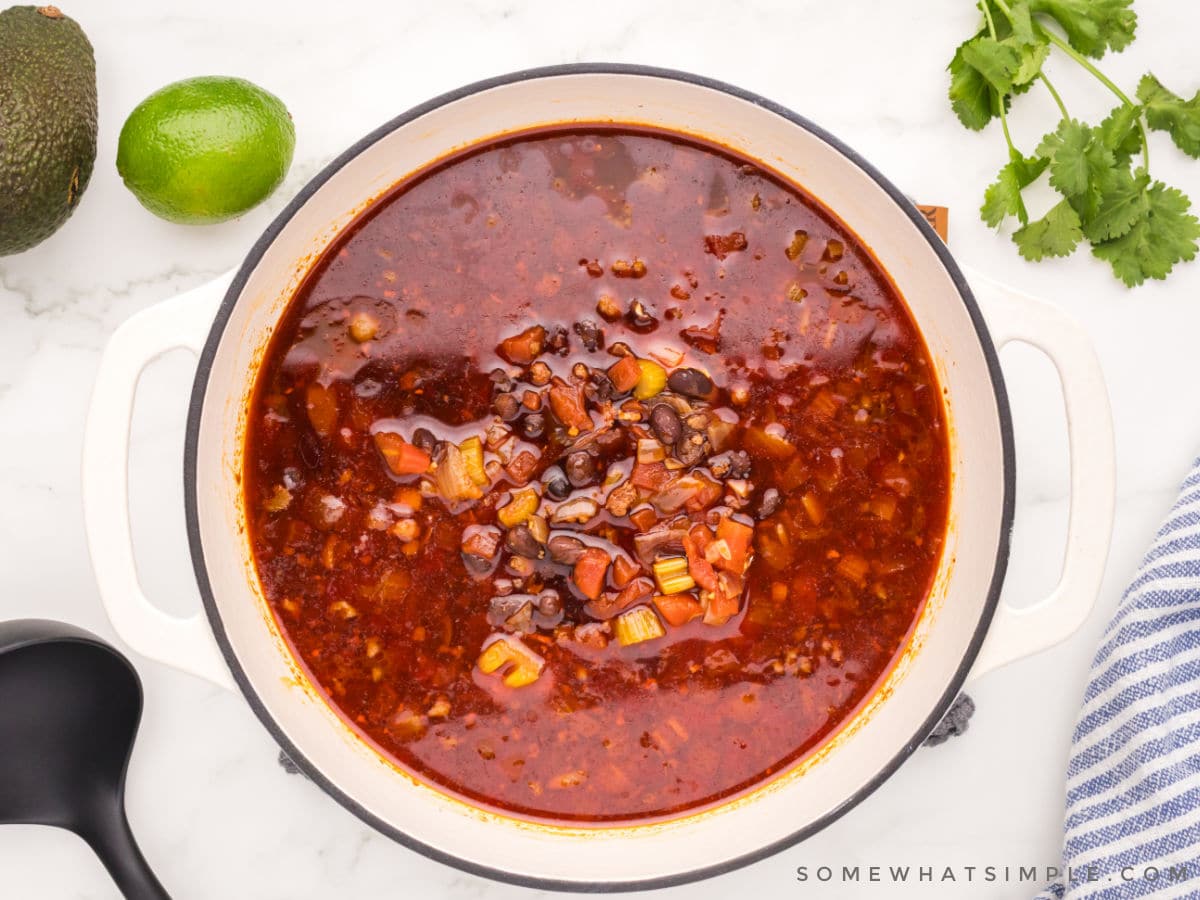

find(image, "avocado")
[0,5,97,256]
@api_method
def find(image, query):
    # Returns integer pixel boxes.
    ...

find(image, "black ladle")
[0,619,169,899]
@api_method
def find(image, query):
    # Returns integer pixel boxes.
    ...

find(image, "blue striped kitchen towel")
[1037,460,1200,899]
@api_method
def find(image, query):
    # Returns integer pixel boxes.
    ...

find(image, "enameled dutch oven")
[81,65,1115,891]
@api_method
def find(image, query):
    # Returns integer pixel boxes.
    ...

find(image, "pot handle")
[963,266,1115,680]
[82,272,237,692]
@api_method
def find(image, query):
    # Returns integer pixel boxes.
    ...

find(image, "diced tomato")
[835,553,870,587]
[630,460,671,491]
[374,432,431,475]
[607,355,642,393]
[587,577,651,619]
[654,592,703,627]
[548,381,593,431]
[612,554,640,588]
[573,547,611,600]
[391,485,423,511]
[777,455,807,492]
[615,577,652,607]
[305,382,339,436]
[683,529,719,592]
[715,517,754,573]
[629,506,658,532]
[790,573,820,617]
[505,450,540,484]
[742,425,795,460]
[704,571,743,625]
[497,325,546,365]
[461,525,502,560]
[683,475,723,513]
[879,461,913,497]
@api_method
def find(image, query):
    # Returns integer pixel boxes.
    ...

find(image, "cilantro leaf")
[949,0,1199,286]
[1001,1,1052,86]
[1027,0,1137,59]
[948,36,995,131]
[947,4,1052,133]
[961,36,1021,95]
[1012,40,1051,88]
[1092,181,1200,286]
[1038,119,1115,221]
[981,150,1049,227]
[1136,74,1200,159]
[995,0,1036,41]
[1013,199,1084,261]
[1082,165,1149,242]
[1097,103,1143,165]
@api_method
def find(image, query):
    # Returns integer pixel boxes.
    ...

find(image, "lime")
[116,76,295,224]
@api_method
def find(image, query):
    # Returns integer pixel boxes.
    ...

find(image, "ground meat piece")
[573,319,604,352]
[703,231,747,260]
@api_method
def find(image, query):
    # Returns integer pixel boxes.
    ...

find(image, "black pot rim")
[183,62,1015,894]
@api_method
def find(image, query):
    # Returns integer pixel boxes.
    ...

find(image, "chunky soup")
[244,126,950,824]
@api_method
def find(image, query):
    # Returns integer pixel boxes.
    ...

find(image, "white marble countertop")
[3,0,1200,897]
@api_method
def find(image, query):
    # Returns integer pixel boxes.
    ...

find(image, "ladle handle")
[80,803,170,900]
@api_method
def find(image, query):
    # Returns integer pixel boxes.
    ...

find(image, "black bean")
[299,430,323,468]
[354,377,383,398]
[595,426,626,454]
[757,487,782,518]
[489,367,514,393]
[488,594,526,625]
[573,319,604,352]
[586,371,614,403]
[536,590,563,616]
[667,367,714,398]
[494,393,521,421]
[608,341,632,358]
[547,534,587,565]
[504,601,535,634]
[520,412,546,439]
[565,450,596,487]
[505,525,543,559]
[650,404,682,444]
[626,299,658,333]
[410,427,437,453]
[462,552,494,579]
[542,466,571,501]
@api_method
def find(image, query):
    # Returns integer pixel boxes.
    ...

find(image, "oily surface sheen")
[244,127,949,824]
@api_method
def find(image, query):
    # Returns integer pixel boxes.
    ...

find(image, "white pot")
[82,65,1115,890]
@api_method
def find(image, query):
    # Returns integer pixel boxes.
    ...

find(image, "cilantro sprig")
[949,0,1200,286]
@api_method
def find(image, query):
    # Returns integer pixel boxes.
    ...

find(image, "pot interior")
[189,68,1009,887]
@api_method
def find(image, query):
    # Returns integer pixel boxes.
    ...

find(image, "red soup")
[244,126,950,824]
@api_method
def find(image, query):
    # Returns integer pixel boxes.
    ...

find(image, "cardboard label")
[917,204,949,242]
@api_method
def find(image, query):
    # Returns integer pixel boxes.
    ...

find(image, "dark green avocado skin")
[0,5,97,256]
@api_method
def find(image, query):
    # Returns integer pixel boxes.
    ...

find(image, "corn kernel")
[498,487,540,528]
[477,634,545,687]
[459,436,488,486]
[633,359,667,400]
